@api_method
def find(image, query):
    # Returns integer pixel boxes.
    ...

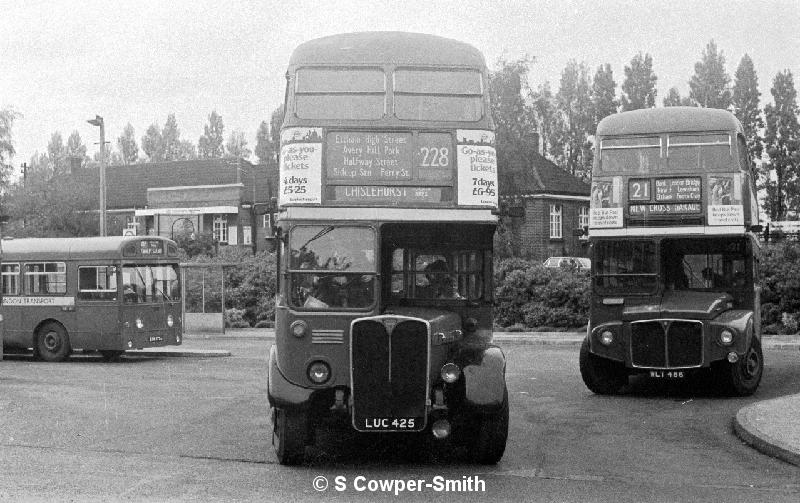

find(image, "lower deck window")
[391,249,485,301]
[2,264,20,295]
[78,266,118,301]
[24,262,67,294]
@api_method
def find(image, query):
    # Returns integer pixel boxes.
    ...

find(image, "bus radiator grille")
[351,319,428,431]
[630,320,702,368]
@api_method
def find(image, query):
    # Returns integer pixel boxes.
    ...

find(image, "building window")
[578,206,589,239]
[213,215,229,244]
[263,215,270,228]
[243,226,252,245]
[549,204,562,239]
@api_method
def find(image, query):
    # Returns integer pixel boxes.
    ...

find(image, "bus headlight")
[440,362,461,383]
[136,318,144,329]
[167,315,174,327]
[307,361,331,384]
[719,329,735,346]
[599,329,614,346]
[290,320,308,338]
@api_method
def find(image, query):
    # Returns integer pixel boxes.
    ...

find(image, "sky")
[1,0,798,173]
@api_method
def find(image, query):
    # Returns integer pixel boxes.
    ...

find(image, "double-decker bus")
[1,236,182,361]
[266,32,508,465]
[581,107,763,396]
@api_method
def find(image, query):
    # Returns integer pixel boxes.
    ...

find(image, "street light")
[87,115,106,236]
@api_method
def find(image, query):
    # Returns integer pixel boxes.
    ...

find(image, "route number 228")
[419,147,449,167]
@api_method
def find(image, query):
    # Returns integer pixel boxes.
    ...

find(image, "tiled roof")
[76,159,277,210]
[499,152,590,198]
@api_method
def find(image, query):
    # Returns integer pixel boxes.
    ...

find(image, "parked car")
[543,256,591,270]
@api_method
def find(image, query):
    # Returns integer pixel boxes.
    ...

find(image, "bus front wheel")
[579,338,628,395]
[36,322,72,362]
[272,407,307,465]
[468,390,509,464]
[714,337,763,396]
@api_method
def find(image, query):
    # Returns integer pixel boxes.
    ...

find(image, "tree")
[47,131,67,174]
[663,87,694,107]
[198,110,225,159]
[590,63,618,134]
[141,124,164,162]
[620,52,657,111]
[531,82,557,157]
[65,130,88,170]
[689,40,732,109]
[225,130,252,159]
[254,120,277,164]
[732,54,764,166]
[763,70,800,220]
[178,140,197,160]
[162,113,182,161]
[3,161,98,237]
[1,106,20,189]
[117,123,139,165]
[552,60,594,179]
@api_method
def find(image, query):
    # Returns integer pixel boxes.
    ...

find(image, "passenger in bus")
[123,283,138,303]
[419,260,463,299]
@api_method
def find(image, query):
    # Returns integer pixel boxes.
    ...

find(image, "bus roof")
[288,31,486,68]
[1,236,178,261]
[597,107,743,137]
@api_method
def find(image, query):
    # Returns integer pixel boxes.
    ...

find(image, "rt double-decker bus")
[1,236,182,361]
[266,32,508,465]
[581,107,763,396]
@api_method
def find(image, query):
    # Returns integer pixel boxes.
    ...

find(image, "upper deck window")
[667,133,731,171]
[294,68,385,120]
[599,136,662,173]
[394,69,483,121]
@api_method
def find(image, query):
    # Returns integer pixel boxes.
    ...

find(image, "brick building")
[79,159,277,252]
[500,153,591,261]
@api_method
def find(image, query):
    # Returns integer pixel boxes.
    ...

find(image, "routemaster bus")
[266,32,508,465]
[581,107,763,396]
[1,236,182,361]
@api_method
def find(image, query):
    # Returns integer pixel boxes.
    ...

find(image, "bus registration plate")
[362,417,419,430]
[649,370,685,379]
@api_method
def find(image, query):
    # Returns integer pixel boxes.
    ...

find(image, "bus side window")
[78,266,118,301]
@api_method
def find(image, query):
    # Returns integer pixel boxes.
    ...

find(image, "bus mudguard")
[710,309,754,356]
[462,345,506,411]
[267,345,314,410]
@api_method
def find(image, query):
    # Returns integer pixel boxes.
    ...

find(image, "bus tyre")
[579,338,627,395]
[272,407,307,466]
[469,390,509,464]
[36,322,72,362]
[716,337,763,396]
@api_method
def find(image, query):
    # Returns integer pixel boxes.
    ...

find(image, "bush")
[494,260,590,330]
[225,308,251,328]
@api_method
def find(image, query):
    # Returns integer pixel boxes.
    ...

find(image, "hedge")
[183,242,800,334]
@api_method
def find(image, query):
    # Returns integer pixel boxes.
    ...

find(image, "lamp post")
[237,166,258,254]
[87,115,106,236]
